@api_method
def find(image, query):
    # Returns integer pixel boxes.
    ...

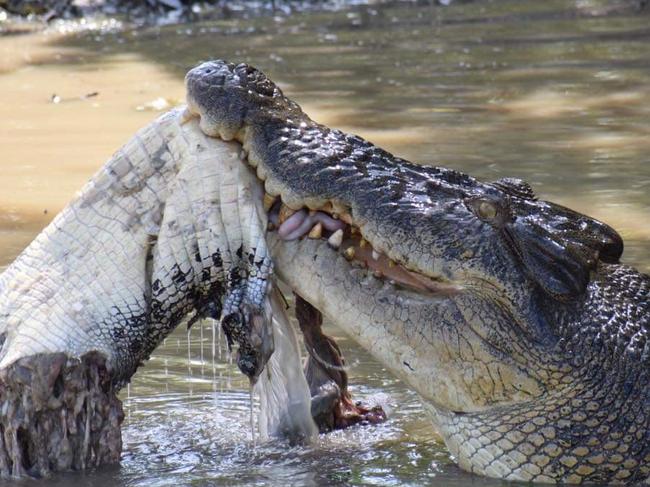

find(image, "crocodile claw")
[221,295,274,383]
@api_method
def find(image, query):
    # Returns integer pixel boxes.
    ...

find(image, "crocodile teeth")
[344,247,356,260]
[388,259,397,268]
[328,229,343,249]
[278,205,297,225]
[332,212,354,225]
[263,194,277,212]
[180,106,197,125]
[308,223,323,239]
[359,238,368,249]
[372,250,380,260]
[256,163,268,181]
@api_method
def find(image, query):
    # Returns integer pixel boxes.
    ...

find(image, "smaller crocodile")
[0,109,287,476]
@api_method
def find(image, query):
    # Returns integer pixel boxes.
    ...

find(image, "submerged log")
[0,352,122,478]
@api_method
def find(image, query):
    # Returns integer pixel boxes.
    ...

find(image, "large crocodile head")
[186,61,649,484]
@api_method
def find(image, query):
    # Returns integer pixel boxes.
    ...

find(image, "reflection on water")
[1,0,649,485]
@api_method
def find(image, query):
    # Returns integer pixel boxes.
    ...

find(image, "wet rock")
[0,352,123,479]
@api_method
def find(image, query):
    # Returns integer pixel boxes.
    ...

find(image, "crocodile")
[184,60,649,484]
[0,59,646,483]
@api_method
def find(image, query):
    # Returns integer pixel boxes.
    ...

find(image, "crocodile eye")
[477,200,498,221]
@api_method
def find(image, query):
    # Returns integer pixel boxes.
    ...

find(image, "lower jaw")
[269,233,450,388]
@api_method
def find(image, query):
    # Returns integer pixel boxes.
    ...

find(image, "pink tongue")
[278,209,310,240]
[277,210,346,241]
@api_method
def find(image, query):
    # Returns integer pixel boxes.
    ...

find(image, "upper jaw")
[184,93,465,297]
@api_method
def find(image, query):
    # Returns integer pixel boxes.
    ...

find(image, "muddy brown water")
[1,0,649,485]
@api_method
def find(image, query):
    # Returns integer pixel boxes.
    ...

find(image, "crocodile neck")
[432,264,650,484]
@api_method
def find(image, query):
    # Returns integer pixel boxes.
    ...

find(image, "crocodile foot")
[295,294,386,433]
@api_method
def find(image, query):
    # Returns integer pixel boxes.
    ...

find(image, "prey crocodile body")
[0,109,274,384]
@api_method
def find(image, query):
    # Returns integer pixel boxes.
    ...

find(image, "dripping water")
[126,383,131,422]
[186,328,192,378]
[200,323,205,375]
[211,318,216,359]
[249,385,256,447]
[218,322,222,360]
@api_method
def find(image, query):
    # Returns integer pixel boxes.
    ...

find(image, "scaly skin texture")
[186,60,649,484]
[0,108,274,385]
[0,108,282,477]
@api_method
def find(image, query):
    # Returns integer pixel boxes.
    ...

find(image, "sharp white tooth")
[308,222,323,239]
[372,250,380,260]
[248,151,260,168]
[359,238,368,249]
[256,163,268,181]
[264,179,282,197]
[180,106,197,124]
[339,213,354,224]
[344,247,356,260]
[328,229,343,249]
[278,205,297,225]
[263,194,276,212]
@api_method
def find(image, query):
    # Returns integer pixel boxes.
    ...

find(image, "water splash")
[254,287,317,444]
